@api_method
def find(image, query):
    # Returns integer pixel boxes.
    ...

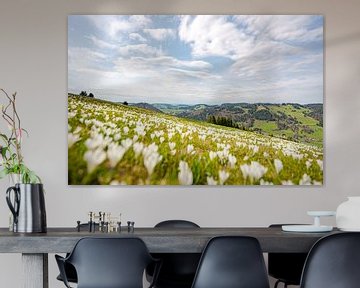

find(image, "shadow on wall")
[327,31,360,46]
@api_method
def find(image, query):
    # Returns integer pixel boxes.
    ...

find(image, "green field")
[68,95,323,185]
[255,105,323,147]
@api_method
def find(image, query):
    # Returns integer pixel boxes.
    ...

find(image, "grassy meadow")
[68,95,323,185]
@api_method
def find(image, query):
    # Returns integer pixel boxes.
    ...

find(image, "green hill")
[153,102,323,147]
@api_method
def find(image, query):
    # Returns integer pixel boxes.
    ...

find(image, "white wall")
[0,0,360,287]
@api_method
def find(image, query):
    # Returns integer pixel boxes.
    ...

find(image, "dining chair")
[191,236,270,288]
[55,237,161,288]
[56,223,99,284]
[147,220,201,288]
[300,232,360,288]
[268,224,308,288]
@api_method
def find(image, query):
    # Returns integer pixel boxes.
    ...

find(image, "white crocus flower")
[299,174,312,185]
[178,161,193,185]
[68,133,80,148]
[170,149,177,156]
[187,144,194,154]
[133,142,144,157]
[169,142,176,150]
[218,170,229,185]
[274,159,283,174]
[144,152,162,176]
[316,160,323,171]
[73,126,82,134]
[84,147,106,173]
[228,154,237,168]
[142,143,162,176]
[107,143,126,168]
[306,160,312,169]
[240,161,268,182]
[281,180,294,185]
[159,137,165,143]
[121,138,133,151]
[85,134,104,150]
[209,151,217,161]
[207,176,217,185]
[260,179,274,185]
[135,124,146,136]
[123,126,129,134]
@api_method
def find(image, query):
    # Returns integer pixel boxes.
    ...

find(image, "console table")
[0,227,338,288]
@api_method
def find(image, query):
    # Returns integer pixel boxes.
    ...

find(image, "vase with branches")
[0,88,41,184]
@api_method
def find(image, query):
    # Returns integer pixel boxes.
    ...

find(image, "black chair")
[56,223,99,284]
[268,224,308,288]
[300,232,360,288]
[55,237,160,288]
[191,236,270,288]
[147,220,201,288]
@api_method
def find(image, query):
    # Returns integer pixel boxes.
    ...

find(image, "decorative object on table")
[282,211,336,232]
[336,196,360,231]
[68,15,323,186]
[77,211,122,232]
[6,183,46,233]
[0,89,46,233]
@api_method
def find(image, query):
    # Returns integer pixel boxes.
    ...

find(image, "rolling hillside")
[152,103,323,147]
[68,95,323,185]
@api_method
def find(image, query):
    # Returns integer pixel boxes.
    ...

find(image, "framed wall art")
[68,15,323,185]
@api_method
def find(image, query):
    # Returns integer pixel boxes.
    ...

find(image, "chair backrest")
[155,220,200,228]
[152,220,201,285]
[300,232,360,288]
[67,237,154,288]
[268,224,308,285]
[191,236,270,288]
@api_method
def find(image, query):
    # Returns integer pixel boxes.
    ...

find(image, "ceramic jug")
[6,183,47,233]
[336,196,360,231]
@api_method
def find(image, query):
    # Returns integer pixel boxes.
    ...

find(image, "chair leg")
[274,280,290,288]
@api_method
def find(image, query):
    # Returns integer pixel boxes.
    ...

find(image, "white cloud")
[143,28,176,41]
[179,15,254,60]
[118,44,163,57]
[87,15,152,39]
[86,35,117,49]
[129,33,147,42]
[68,47,107,70]
[234,15,323,42]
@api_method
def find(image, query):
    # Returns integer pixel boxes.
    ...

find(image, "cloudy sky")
[68,15,323,105]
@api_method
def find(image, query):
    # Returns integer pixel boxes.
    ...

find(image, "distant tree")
[123,101,128,106]
[254,109,274,121]
[79,91,87,97]
[88,93,94,98]
[207,115,239,129]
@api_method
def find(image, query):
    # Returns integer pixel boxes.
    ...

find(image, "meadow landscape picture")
[68,15,324,185]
